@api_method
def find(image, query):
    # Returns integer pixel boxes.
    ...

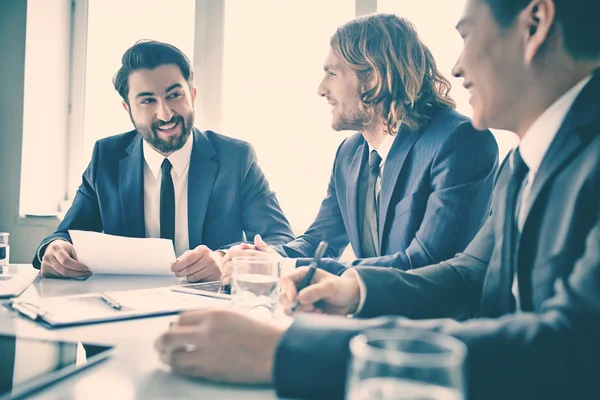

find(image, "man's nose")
[157,101,174,122]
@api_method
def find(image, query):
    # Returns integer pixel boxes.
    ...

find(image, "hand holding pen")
[280,243,362,316]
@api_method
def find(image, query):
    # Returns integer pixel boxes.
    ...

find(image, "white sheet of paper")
[69,230,176,275]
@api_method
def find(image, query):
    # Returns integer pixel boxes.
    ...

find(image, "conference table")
[0,264,282,400]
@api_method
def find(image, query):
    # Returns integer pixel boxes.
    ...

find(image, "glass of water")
[0,232,9,270]
[230,257,279,316]
[346,328,466,400]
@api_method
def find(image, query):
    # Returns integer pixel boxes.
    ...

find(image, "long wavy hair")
[331,14,456,133]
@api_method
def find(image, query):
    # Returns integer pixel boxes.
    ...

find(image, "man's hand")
[40,240,92,278]
[155,308,285,384]
[171,245,223,282]
[221,234,282,285]
[280,267,361,316]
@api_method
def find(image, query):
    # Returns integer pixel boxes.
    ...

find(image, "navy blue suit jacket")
[274,72,600,400]
[282,106,498,273]
[32,129,294,268]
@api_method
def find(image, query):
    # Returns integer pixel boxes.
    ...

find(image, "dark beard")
[134,113,194,154]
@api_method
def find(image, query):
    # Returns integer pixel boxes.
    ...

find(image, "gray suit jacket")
[274,71,600,400]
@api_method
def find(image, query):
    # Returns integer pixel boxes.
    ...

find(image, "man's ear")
[522,0,556,64]
[192,86,197,101]
[122,101,129,113]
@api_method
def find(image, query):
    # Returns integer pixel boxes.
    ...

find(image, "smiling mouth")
[157,120,180,132]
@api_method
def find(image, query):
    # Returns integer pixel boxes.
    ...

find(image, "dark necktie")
[502,148,529,310]
[160,159,175,244]
[361,150,382,258]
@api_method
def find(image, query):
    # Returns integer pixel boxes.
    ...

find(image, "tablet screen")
[171,281,231,299]
[0,334,112,400]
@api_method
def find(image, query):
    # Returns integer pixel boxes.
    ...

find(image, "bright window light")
[222,0,355,234]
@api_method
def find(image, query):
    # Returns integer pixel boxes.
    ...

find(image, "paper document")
[69,230,176,275]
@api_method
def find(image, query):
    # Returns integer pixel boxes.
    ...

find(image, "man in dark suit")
[156,0,600,399]
[221,14,498,280]
[33,40,294,282]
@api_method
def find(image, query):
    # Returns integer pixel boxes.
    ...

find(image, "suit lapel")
[347,141,367,253]
[119,135,145,238]
[480,158,514,316]
[378,124,421,248]
[520,71,600,230]
[187,129,218,249]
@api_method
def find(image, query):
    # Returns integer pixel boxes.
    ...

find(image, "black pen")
[290,241,328,312]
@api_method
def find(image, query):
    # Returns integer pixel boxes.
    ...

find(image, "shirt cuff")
[341,268,366,315]
[279,257,297,277]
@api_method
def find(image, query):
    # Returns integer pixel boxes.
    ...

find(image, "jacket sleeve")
[238,143,295,247]
[274,216,600,400]
[279,142,349,259]
[32,142,103,268]
[312,123,498,275]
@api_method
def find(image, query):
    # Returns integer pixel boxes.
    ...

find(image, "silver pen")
[99,293,122,310]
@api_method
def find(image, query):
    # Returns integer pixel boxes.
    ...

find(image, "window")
[221,0,356,234]
[20,0,515,224]
[79,0,196,197]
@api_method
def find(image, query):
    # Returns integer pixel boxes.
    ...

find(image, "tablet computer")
[0,334,113,400]
[171,280,231,300]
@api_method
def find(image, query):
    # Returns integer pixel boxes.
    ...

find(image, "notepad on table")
[6,286,229,328]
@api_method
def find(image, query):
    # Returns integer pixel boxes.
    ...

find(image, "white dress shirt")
[508,74,591,310]
[516,74,592,229]
[279,133,397,277]
[143,133,193,257]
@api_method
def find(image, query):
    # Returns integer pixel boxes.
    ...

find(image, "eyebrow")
[134,83,183,99]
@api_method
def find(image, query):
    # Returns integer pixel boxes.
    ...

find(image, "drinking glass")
[230,257,279,316]
[347,328,467,400]
[0,232,10,271]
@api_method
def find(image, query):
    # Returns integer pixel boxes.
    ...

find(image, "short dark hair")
[480,0,600,59]
[113,40,194,103]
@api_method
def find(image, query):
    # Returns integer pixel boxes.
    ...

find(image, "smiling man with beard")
[33,40,294,282]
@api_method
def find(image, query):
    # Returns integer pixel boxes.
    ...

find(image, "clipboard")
[5,286,229,329]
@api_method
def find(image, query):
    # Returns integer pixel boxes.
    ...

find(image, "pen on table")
[99,293,122,310]
[290,241,328,313]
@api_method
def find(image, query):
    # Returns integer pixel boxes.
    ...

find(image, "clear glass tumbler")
[347,328,467,400]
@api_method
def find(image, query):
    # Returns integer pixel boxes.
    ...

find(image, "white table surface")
[0,264,281,400]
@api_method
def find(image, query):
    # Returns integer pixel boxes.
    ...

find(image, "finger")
[175,255,216,279]
[172,247,208,273]
[220,274,231,286]
[158,325,203,353]
[253,234,270,252]
[40,260,65,278]
[279,276,299,304]
[284,267,312,285]
[54,248,90,272]
[187,266,220,283]
[169,348,203,373]
[44,254,91,278]
[297,278,336,305]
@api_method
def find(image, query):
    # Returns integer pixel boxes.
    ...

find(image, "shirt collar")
[519,74,592,175]
[142,131,194,178]
[367,132,395,165]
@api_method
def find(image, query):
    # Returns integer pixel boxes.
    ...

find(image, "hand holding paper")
[69,230,176,275]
